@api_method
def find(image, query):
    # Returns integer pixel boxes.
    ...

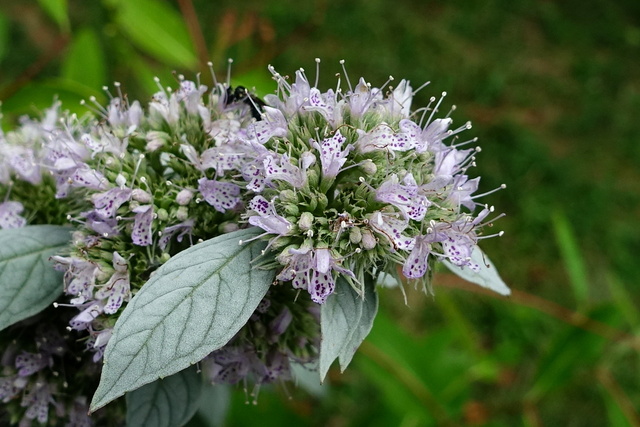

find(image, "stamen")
[226,58,233,86]
[207,61,218,86]
[314,58,321,87]
[472,184,507,199]
[339,59,353,93]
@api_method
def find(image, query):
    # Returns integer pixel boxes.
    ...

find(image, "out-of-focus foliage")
[0,0,638,425]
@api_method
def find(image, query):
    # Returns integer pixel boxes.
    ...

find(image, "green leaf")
[338,277,378,370]
[126,365,202,427]
[320,277,377,381]
[114,0,197,68]
[551,210,589,306]
[1,79,105,117]
[37,0,69,32]
[0,225,71,331]
[442,246,511,295]
[90,228,273,412]
[0,13,9,63]
[61,28,106,89]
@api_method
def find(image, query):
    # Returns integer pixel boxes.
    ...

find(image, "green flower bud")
[349,226,362,244]
[298,212,314,231]
[306,169,319,188]
[361,159,377,175]
[280,189,297,203]
[284,204,299,216]
[160,252,171,263]
[176,206,189,221]
[316,193,328,211]
[156,208,169,222]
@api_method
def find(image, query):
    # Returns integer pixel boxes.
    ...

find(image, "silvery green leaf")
[291,362,327,398]
[90,228,273,412]
[0,225,71,331]
[442,245,510,295]
[338,277,378,370]
[192,383,231,427]
[320,277,377,381]
[126,365,202,427]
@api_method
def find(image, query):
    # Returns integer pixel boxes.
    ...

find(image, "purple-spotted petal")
[132,204,154,246]
[198,178,241,212]
[309,269,335,304]
[0,201,27,229]
[92,187,132,218]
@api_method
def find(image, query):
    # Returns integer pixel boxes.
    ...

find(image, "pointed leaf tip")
[443,246,510,295]
[90,228,274,411]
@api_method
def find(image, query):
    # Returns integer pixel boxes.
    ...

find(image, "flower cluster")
[0,60,504,425]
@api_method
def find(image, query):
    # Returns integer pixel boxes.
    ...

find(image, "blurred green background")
[1,0,639,425]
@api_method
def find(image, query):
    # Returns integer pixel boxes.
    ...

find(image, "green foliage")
[91,228,273,411]
[111,0,197,69]
[319,277,378,381]
[0,225,71,331]
[126,366,203,427]
[61,28,106,89]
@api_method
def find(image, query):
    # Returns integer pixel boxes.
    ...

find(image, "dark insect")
[225,85,266,121]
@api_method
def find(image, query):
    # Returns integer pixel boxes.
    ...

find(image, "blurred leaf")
[188,383,230,427]
[551,210,590,306]
[37,0,69,32]
[1,79,105,117]
[0,13,9,63]
[61,28,106,90]
[526,307,615,400]
[113,0,197,69]
[356,353,433,424]
[126,366,202,427]
[606,273,639,329]
[231,69,278,97]
[291,362,328,398]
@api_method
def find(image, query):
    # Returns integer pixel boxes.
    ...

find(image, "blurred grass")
[0,0,639,425]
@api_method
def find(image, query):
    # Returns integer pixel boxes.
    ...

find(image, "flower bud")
[279,190,297,203]
[220,222,239,233]
[361,159,377,175]
[306,169,319,188]
[349,226,362,244]
[298,212,314,231]
[316,193,329,211]
[131,188,152,203]
[361,229,377,250]
[160,253,171,263]
[156,208,168,222]
[145,131,169,152]
[269,307,293,337]
[176,189,194,206]
[176,206,189,221]
[115,173,127,187]
[284,204,299,216]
